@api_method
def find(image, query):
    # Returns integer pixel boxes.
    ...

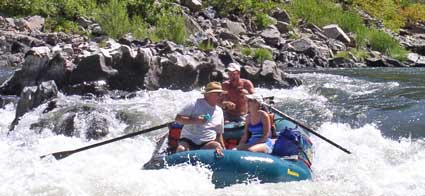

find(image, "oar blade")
[40,150,76,160]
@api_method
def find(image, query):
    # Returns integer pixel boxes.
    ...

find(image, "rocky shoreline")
[1,1,425,134]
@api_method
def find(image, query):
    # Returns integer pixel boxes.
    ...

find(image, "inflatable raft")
[143,111,313,188]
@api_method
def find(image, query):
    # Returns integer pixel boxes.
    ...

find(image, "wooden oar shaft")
[41,122,171,160]
[265,104,351,154]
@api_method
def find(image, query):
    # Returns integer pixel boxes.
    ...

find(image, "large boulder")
[0,46,51,95]
[108,46,151,90]
[69,52,118,85]
[322,24,351,43]
[407,53,425,67]
[10,80,58,131]
[242,61,300,88]
[144,53,199,91]
[260,26,281,47]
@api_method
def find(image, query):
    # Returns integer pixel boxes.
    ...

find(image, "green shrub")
[45,17,84,34]
[254,48,273,65]
[241,47,253,56]
[400,3,425,25]
[351,0,404,31]
[94,0,132,39]
[285,0,364,33]
[255,13,275,29]
[335,51,350,59]
[152,10,188,44]
[367,29,408,60]
[130,15,149,40]
[335,48,370,61]
[198,40,215,52]
[0,0,38,16]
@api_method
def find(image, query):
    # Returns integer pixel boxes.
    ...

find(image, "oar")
[40,122,171,160]
[263,103,351,154]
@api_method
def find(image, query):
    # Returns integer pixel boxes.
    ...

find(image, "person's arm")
[175,101,206,125]
[254,111,271,144]
[245,80,255,94]
[237,118,250,149]
[215,133,225,149]
[175,114,206,125]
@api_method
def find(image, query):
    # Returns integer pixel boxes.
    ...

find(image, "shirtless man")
[222,63,255,122]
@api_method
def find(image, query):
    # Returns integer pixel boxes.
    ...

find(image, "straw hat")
[201,82,227,94]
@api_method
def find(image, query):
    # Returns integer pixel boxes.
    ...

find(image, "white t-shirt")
[178,98,224,145]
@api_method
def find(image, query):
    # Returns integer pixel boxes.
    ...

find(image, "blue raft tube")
[143,112,313,188]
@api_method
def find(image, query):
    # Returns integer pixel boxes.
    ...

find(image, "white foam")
[0,87,424,196]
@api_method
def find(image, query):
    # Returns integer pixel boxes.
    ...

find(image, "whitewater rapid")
[1,71,424,195]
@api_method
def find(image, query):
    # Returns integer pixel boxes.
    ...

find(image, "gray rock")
[25,15,45,32]
[219,30,241,44]
[287,38,317,56]
[181,0,203,12]
[144,55,198,90]
[327,39,347,52]
[329,57,355,68]
[407,53,425,67]
[11,80,58,131]
[260,25,281,47]
[201,6,216,19]
[276,21,290,34]
[69,53,118,85]
[322,24,351,43]
[183,12,204,35]
[222,19,247,35]
[271,9,291,23]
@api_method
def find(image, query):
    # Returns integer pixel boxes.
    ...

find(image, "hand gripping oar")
[264,103,351,154]
[40,122,172,160]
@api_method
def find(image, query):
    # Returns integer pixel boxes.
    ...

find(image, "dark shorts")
[178,138,209,150]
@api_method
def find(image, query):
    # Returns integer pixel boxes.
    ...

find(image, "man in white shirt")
[175,82,226,152]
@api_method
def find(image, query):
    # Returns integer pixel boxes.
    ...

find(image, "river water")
[0,68,424,195]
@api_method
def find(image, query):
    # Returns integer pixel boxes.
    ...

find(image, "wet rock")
[365,56,407,67]
[108,45,150,90]
[0,95,18,108]
[62,80,109,96]
[329,57,356,68]
[0,46,51,95]
[11,80,58,131]
[69,52,118,85]
[85,114,109,140]
[52,112,76,137]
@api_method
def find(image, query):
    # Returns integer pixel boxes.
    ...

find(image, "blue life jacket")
[271,126,302,156]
